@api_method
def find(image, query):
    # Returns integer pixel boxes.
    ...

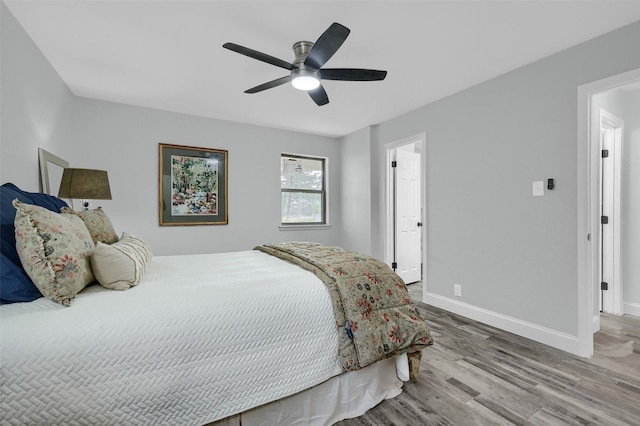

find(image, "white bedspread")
[0,251,343,425]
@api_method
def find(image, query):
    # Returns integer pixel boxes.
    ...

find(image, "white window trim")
[280,152,330,227]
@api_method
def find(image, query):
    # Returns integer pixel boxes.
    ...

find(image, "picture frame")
[159,143,228,226]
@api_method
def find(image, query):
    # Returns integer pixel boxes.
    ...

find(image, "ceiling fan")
[223,22,387,106]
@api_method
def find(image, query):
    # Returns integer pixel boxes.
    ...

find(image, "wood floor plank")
[529,406,602,426]
[473,395,533,426]
[530,382,632,426]
[402,375,514,426]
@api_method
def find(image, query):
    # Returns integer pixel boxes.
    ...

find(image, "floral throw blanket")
[255,242,433,371]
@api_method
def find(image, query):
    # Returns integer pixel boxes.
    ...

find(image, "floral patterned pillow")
[13,199,95,306]
[61,207,118,244]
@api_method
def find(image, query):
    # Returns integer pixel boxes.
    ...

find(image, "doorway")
[577,67,640,358]
[385,134,426,287]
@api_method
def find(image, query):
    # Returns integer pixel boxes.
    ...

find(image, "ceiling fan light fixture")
[291,69,320,91]
[292,75,320,91]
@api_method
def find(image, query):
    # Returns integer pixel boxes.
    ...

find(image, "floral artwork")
[159,144,228,226]
[170,155,218,216]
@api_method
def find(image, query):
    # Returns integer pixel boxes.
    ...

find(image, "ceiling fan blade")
[308,85,329,106]
[304,23,350,69]
[223,42,293,71]
[320,68,387,81]
[245,76,291,94]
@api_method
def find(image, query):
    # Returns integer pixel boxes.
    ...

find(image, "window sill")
[279,224,332,231]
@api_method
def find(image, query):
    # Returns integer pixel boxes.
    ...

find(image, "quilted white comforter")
[0,251,343,425]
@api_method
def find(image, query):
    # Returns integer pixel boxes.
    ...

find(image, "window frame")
[280,153,329,227]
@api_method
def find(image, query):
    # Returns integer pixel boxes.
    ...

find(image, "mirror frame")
[38,148,69,195]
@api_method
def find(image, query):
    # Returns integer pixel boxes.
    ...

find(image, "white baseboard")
[624,302,640,318]
[424,292,581,356]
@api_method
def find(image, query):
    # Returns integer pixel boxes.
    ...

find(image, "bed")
[0,182,432,425]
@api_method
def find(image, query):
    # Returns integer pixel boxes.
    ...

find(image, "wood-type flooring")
[336,283,640,426]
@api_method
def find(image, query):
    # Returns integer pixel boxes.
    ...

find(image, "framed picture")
[159,143,228,226]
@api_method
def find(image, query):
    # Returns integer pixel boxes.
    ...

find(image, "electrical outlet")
[453,284,462,297]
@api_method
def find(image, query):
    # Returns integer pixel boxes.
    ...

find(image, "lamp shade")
[58,168,112,200]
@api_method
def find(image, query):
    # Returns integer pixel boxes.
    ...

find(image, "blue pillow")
[1,183,68,304]
[1,252,43,303]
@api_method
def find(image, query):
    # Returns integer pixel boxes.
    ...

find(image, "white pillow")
[90,233,152,290]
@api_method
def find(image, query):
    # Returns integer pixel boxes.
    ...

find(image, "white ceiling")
[5,1,640,138]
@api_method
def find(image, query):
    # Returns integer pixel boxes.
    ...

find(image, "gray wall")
[339,127,372,255]
[72,98,342,255]
[0,2,75,189]
[366,21,640,336]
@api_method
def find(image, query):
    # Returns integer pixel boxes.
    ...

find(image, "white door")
[395,149,421,284]
[599,112,623,315]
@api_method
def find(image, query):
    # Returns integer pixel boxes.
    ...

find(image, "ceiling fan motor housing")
[292,41,314,67]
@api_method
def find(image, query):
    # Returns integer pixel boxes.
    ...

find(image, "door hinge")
[417,222,423,227]
[601,282,609,291]
[391,262,397,270]
[602,149,609,158]
[601,216,609,224]
[391,161,397,168]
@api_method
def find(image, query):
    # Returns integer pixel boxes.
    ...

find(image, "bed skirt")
[210,353,409,426]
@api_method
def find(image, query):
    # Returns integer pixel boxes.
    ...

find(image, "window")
[281,154,327,225]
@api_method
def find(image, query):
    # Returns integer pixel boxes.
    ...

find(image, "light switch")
[532,181,544,196]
